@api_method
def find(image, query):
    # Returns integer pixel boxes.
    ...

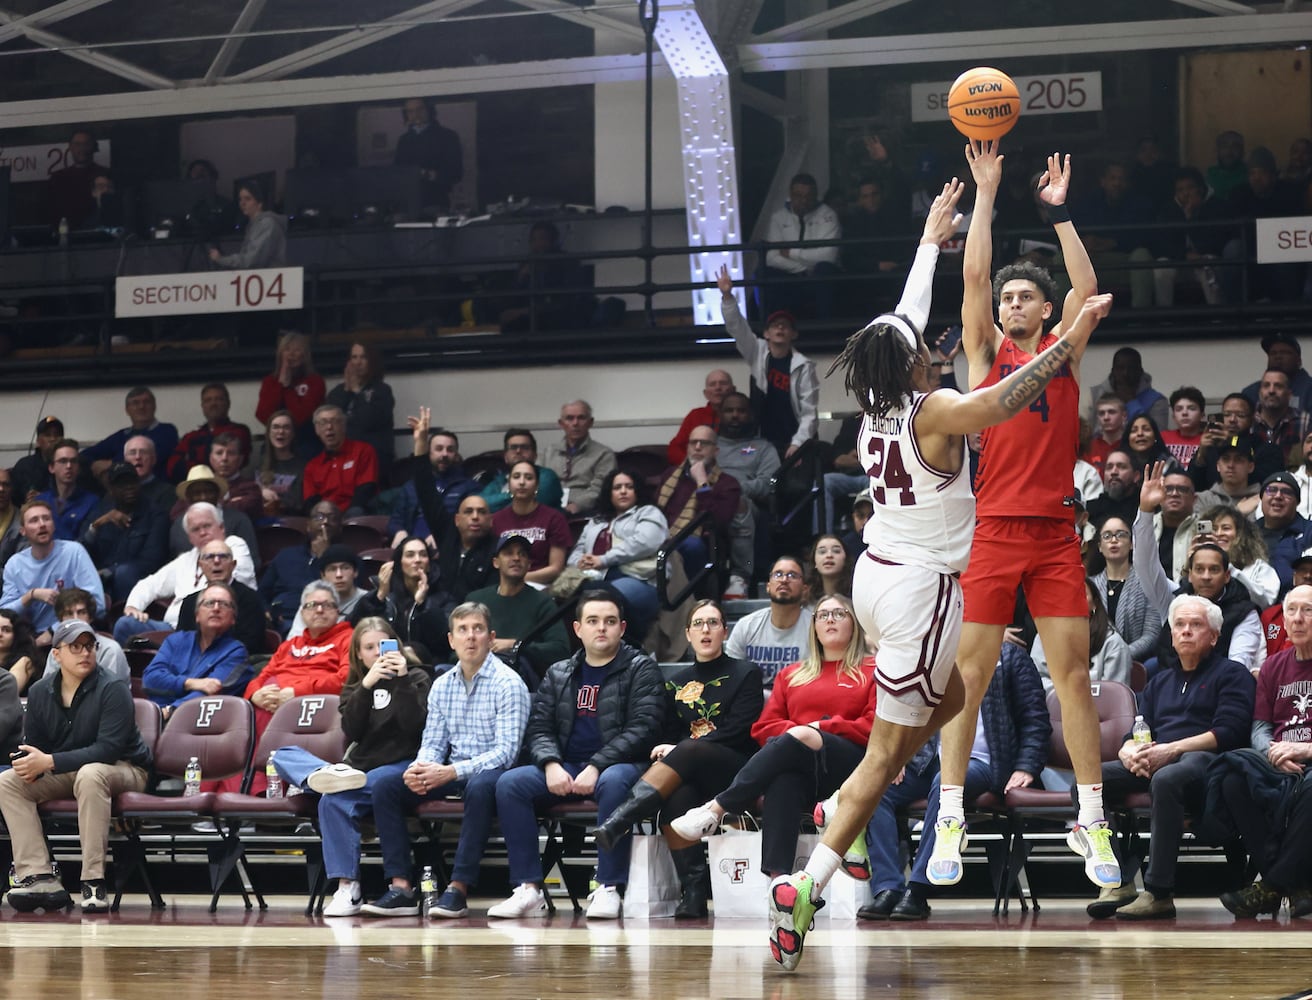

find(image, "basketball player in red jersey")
[927,140,1122,893]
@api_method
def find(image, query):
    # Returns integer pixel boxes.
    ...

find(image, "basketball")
[947,67,1020,142]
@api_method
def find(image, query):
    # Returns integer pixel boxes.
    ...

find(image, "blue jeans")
[495,761,642,886]
[113,616,171,644]
[606,571,659,643]
[867,760,939,894]
[908,757,992,888]
[824,472,868,534]
[369,762,506,886]
[272,745,409,881]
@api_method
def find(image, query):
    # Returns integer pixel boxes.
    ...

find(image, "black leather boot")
[591,781,665,851]
[672,845,709,919]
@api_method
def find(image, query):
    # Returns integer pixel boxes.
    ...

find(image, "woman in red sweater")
[670,594,876,877]
[255,331,326,452]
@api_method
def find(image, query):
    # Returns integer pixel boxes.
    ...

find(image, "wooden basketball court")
[1,894,1309,1000]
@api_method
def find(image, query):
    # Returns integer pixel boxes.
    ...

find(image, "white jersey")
[859,389,976,576]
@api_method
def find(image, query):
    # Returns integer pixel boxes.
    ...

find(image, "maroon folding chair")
[114,695,256,910]
[210,694,346,913]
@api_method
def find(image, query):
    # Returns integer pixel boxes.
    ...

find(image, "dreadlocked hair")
[825,318,918,419]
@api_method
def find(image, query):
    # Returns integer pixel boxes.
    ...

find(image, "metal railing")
[656,509,719,610]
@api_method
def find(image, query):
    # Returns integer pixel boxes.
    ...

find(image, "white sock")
[938,784,965,824]
[804,844,843,892]
[1076,783,1105,828]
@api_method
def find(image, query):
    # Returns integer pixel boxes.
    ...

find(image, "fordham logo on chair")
[195,698,224,728]
[297,696,327,727]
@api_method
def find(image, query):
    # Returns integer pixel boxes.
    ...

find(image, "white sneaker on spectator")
[487,883,548,919]
[586,885,622,919]
[669,802,720,841]
[307,763,368,795]
[323,879,363,917]
[722,575,749,599]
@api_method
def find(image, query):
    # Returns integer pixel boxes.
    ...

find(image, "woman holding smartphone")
[270,617,431,917]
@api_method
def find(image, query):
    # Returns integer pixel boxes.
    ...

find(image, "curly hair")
[1199,505,1269,571]
[825,317,921,419]
[992,260,1058,306]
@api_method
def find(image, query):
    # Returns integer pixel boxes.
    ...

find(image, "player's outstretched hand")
[964,139,1003,190]
[1140,459,1168,513]
[921,178,965,246]
[1037,152,1072,207]
[716,264,733,297]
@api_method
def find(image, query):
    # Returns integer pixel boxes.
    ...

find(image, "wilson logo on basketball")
[965,103,1013,120]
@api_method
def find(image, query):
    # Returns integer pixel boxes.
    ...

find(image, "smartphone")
[1196,519,1214,536]
[1206,414,1224,430]
[936,325,963,356]
[378,638,400,655]
[9,750,27,761]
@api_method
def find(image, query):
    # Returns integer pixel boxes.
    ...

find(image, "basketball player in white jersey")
[762,178,1114,972]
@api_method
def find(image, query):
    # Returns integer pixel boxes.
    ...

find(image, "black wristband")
[1047,203,1071,224]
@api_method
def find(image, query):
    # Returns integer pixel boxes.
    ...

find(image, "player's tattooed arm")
[996,292,1113,415]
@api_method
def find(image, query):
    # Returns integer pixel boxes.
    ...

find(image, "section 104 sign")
[911,72,1102,123]
[116,267,303,318]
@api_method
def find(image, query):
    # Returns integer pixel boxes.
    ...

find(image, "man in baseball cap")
[1195,434,1261,516]
[1243,332,1312,415]
[1259,471,1312,595]
[0,618,152,915]
[12,417,66,502]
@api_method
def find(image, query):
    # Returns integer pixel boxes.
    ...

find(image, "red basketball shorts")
[962,516,1087,624]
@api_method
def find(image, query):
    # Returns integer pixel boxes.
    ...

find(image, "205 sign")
[911,72,1103,123]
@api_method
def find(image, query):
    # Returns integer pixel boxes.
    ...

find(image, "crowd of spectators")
[4,125,1312,925]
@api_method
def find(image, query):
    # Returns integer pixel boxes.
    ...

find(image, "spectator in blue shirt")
[80,386,179,481]
[36,439,98,543]
[358,601,530,918]
[141,582,253,717]
[0,499,105,642]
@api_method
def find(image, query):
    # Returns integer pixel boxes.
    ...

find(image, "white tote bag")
[622,834,681,919]
[708,827,859,920]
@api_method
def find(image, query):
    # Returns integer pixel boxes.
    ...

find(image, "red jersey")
[974,331,1080,520]
[1160,429,1202,468]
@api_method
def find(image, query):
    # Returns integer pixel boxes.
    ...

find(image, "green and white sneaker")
[767,872,824,972]
[925,817,968,886]
[1067,821,1121,888]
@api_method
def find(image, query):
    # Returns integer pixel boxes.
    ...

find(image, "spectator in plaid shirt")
[359,601,531,918]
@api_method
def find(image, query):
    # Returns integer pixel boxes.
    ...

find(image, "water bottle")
[419,865,438,917]
[183,756,202,797]
[266,751,284,799]
[1132,715,1152,746]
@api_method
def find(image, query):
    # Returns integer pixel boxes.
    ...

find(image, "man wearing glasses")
[38,588,129,685]
[301,404,379,514]
[0,619,152,915]
[724,556,813,687]
[235,581,351,794]
[480,429,563,514]
[36,438,98,542]
[177,540,269,654]
[1150,464,1198,580]
[1256,471,1312,596]
[1135,461,1263,671]
[259,500,344,634]
[142,582,252,716]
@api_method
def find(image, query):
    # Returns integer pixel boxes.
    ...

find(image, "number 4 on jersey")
[864,437,916,506]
